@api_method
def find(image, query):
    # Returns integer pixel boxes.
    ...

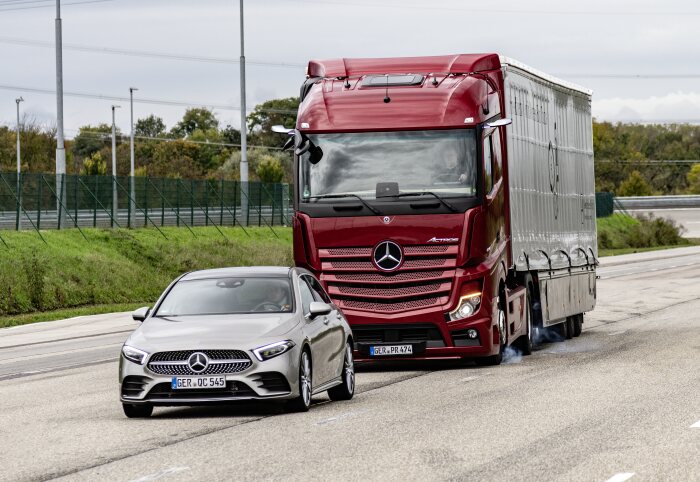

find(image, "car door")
[305,275,346,380]
[298,276,330,387]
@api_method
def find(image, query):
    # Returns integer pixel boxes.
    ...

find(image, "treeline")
[0,97,299,183]
[2,105,700,194]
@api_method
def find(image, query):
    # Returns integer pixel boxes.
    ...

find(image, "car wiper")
[306,194,382,215]
[393,191,459,213]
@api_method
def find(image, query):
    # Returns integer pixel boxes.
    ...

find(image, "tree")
[81,151,107,176]
[247,97,299,146]
[135,115,166,138]
[617,170,655,196]
[687,164,700,194]
[256,156,285,183]
[171,108,219,138]
[72,124,113,159]
[221,125,241,145]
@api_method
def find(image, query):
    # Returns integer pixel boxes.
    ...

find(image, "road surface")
[1,247,699,481]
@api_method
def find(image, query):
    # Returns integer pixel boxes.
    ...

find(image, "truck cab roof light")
[363,74,424,87]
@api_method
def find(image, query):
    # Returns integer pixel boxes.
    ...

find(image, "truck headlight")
[253,340,296,361]
[449,292,482,321]
[122,345,149,365]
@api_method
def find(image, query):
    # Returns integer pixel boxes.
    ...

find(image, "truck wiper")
[305,194,382,215]
[393,191,459,213]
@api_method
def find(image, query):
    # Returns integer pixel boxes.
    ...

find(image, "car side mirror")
[132,306,150,322]
[308,301,332,319]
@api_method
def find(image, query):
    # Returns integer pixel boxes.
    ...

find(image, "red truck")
[279,54,597,365]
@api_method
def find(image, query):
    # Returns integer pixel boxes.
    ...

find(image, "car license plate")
[369,345,413,356]
[171,376,226,390]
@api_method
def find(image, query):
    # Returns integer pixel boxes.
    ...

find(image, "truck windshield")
[299,129,477,200]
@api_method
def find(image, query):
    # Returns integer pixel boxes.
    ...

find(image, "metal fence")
[0,172,292,235]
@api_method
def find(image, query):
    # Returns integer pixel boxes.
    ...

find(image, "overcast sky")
[1,0,699,137]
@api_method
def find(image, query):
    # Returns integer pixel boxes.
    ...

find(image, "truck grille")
[353,323,445,347]
[319,244,457,314]
[147,349,252,376]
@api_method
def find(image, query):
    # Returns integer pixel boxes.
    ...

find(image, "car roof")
[180,266,293,281]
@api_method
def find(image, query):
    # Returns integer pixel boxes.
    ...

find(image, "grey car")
[119,267,355,417]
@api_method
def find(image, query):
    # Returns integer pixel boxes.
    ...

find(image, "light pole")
[129,87,138,228]
[15,97,24,230]
[55,0,66,228]
[239,0,248,225]
[111,104,121,226]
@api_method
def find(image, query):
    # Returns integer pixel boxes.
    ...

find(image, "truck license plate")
[370,345,413,356]
[171,376,226,389]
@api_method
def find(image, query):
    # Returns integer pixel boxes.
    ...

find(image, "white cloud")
[594,91,700,123]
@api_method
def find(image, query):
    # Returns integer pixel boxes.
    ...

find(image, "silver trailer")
[501,57,597,326]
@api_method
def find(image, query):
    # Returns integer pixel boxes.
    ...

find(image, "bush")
[597,213,687,249]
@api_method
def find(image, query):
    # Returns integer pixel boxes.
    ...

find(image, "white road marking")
[604,473,635,482]
[459,376,480,383]
[608,330,627,336]
[129,466,190,482]
[691,420,700,428]
[317,410,367,426]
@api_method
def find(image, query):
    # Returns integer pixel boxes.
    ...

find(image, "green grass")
[0,303,145,328]
[0,226,292,325]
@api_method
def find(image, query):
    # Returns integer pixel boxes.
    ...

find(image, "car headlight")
[449,292,482,321]
[253,340,295,361]
[122,345,149,365]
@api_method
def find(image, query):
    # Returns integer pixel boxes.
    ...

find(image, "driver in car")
[257,283,292,312]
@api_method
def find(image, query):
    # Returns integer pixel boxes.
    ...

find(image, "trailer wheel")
[565,316,574,340]
[572,313,583,337]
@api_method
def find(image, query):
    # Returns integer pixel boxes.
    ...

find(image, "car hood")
[125,313,301,353]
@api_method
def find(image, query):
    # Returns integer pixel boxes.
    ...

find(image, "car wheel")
[286,349,312,413]
[572,313,583,337]
[122,403,153,418]
[476,299,506,366]
[328,342,355,401]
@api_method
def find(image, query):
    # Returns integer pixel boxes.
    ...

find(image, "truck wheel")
[122,403,153,418]
[572,314,583,337]
[476,301,506,366]
[328,342,355,401]
[552,321,568,341]
[519,292,534,355]
[286,349,312,413]
[565,316,574,340]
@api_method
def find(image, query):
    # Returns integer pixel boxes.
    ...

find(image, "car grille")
[319,244,457,314]
[147,349,252,376]
[250,372,291,394]
[121,375,151,398]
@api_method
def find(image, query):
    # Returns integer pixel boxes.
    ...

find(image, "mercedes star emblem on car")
[373,241,403,271]
[188,352,209,373]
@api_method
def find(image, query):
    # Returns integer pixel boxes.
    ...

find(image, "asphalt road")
[1,247,699,482]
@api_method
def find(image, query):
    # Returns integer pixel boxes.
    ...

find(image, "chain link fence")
[0,172,291,234]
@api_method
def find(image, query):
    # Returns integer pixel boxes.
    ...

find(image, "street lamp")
[55,0,66,228]
[15,96,24,230]
[239,0,248,225]
[129,87,138,227]
[111,104,121,226]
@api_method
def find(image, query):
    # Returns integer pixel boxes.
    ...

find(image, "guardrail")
[615,195,700,210]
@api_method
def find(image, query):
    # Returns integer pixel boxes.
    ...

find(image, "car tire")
[122,403,153,418]
[328,342,355,401]
[286,349,312,413]
[572,313,583,337]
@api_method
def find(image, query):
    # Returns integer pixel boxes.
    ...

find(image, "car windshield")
[299,129,477,200]
[155,277,293,316]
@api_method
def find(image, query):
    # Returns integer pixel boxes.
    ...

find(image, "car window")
[299,279,315,317]
[304,276,331,303]
[155,277,293,316]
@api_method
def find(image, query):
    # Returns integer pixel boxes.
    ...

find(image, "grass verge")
[0,226,292,326]
[0,303,144,329]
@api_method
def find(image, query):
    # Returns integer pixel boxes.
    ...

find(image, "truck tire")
[572,313,583,337]
[565,316,574,340]
[552,321,568,341]
[518,291,534,355]
[476,296,506,366]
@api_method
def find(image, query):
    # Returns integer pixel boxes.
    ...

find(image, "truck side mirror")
[485,118,512,128]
